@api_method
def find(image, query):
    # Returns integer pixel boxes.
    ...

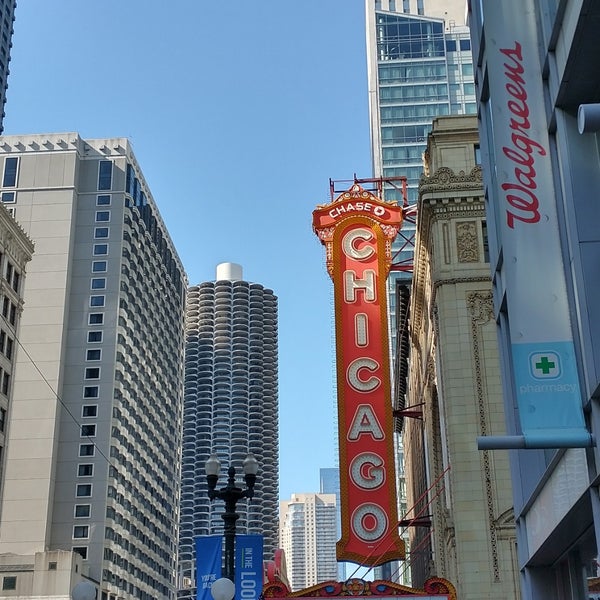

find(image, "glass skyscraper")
[0,0,15,133]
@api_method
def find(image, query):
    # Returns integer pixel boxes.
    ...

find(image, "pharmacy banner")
[235,534,263,600]
[482,0,588,446]
[196,535,222,600]
[313,184,405,566]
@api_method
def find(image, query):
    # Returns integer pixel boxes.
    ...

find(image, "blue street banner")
[196,535,223,600]
[235,535,264,600]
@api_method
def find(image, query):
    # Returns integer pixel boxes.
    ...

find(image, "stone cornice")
[419,165,484,196]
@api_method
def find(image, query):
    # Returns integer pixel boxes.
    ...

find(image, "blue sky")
[5,1,372,501]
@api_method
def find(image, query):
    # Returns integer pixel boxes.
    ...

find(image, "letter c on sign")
[342,228,375,260]
[347,358,381,392]
[352,503,388,542]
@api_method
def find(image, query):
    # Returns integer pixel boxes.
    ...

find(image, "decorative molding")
[456,221,479,263]
[420,165,483,194]
[467,290,500,581]
[263,577,457,599]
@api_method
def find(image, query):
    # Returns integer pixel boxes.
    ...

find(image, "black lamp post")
[205,454,259,582]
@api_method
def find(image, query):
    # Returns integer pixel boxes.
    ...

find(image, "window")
[84,367,100,379]
[95,211,110,222]
[91,278,106,290]
[11,271,19,293]
[97,194,111,206]
[482,221,489,263]
[79,444,95,457]
[75,504,91,518]
[76,484,92,498]
[0,407,5,432]
[5,262,12,284]
[5,337,12,359]
[1,191,14,203]
[92,260,107,273]
[2,576,16,591]
[81,424,96,437]
[2,156,18,187]
[73,525,90,538]
[2,372,9,395]
[82,404,98,417]
[459,39,471,51]
[86,349,101,361]
[94,227,109,239]
[88,313,104,325]
[78,464,94,477]
[445,39,457,51]
[93,243,108,256]
[73,546,88,560]
[98,160,113,191]
[90,295,105,307]
[88,331,102,343]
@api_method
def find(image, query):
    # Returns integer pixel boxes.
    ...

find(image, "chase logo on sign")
[530,352,560,379]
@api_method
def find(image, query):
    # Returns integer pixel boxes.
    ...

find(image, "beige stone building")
[404,115,519,598]
[0,200,34,498]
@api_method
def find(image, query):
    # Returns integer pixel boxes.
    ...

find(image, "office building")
[279,493,338,591]
[406,115,518,597]
[178,264,278,599]
[0,0,15,134]
[469,1,600,599]
[319,468,346,581]
[0,133,186,600]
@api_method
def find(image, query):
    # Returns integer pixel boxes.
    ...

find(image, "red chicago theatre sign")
[313,184,404,566]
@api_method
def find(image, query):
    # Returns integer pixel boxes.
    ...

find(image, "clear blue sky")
[5,1,372,501]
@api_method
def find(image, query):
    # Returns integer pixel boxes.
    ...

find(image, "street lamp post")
[205,454,259,582]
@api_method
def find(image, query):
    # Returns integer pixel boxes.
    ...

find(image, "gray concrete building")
[0,133,186,600]
[178,264,278,599]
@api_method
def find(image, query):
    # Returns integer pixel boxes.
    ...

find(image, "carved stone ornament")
[456,221,479,263]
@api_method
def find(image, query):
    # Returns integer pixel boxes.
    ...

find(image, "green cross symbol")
[535,356,555,375]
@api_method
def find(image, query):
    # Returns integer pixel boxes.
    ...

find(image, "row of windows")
[1,295,16,325]
[4,258,19,293]
[70,199,111,556]
[1,157,114,193]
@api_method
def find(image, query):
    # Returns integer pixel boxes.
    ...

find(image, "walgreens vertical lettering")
[500,41,545,228]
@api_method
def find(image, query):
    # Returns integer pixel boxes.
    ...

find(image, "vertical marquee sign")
[313,183,405,566]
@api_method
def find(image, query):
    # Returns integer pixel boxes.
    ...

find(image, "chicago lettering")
[500,41,545,228]
[341,227,388,543]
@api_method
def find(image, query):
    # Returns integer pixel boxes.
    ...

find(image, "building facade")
[0,201,33,498]
[0,0,15,134]
[469,1,600,598]
[365,0,475,583]
[279,493,338,592]
[406,115,518,597]
[0,133,186,600]
[178,263,278,599]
